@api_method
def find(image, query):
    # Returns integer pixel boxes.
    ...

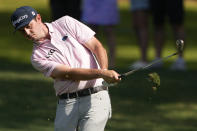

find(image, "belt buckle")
[67,92,79,99]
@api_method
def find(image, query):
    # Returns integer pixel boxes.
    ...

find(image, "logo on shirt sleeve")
[46,49,56,58]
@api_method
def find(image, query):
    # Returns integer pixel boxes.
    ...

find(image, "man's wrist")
[99,68,107,78]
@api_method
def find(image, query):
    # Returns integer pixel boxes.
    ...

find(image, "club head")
[176,39,184,53]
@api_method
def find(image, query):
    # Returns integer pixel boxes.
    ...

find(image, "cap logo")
[12,14,28,27]
[32,11,35,16]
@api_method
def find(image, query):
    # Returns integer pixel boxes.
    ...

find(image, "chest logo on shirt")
[62,36,68,41]
[46,49,56,58]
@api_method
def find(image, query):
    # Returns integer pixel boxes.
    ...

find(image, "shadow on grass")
[105,69,197,131]
[0,78,56,129]
[0,57,35,72]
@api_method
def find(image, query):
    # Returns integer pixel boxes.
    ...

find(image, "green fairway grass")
[0,0,197,131]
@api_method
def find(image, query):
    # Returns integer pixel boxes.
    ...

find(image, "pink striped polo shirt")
[31,16,104,95]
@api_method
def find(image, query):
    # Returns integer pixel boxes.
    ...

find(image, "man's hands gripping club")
[100,69,121,84]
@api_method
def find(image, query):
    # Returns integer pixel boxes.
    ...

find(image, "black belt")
[58,86,108,99]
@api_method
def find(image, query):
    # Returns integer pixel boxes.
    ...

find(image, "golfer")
[11,6,121,131]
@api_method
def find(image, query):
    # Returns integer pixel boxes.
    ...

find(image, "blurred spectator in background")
[150,0,186,70]
[50,0,81,20]
[129,0,150,69]
[81,0,119,68]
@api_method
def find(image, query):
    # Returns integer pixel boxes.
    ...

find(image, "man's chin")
[28,36,45,43]
[29,37,39,42]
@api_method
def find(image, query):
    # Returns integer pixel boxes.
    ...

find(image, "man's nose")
[24,28,31,35]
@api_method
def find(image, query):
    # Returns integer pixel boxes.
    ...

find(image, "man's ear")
[35,14,42,23]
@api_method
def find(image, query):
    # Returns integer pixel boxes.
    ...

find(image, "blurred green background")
[0,0,197,131]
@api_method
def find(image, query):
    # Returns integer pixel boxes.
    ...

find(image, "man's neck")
[36,23,50,43]
[43,23,50,40]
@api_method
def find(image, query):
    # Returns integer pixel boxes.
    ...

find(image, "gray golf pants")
[54,90,112,131]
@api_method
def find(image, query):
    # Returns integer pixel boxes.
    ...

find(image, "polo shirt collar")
[45,23,54,33]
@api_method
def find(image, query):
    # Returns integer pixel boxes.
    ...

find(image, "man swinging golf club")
[11,6,121,131]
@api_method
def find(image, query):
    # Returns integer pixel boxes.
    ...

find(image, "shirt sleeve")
[62,16,96,44]
[31,58,60,77]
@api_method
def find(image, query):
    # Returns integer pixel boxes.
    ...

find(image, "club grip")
[118,74,126,79]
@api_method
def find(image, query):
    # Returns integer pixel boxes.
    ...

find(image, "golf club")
[102,39,184,87]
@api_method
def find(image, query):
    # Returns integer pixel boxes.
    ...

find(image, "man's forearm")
[51,65,104,80]
[64,68,104,80]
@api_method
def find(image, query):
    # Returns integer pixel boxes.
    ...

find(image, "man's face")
[19,15,46,42]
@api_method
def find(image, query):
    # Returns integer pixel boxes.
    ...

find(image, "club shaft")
[120,52,178,78]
